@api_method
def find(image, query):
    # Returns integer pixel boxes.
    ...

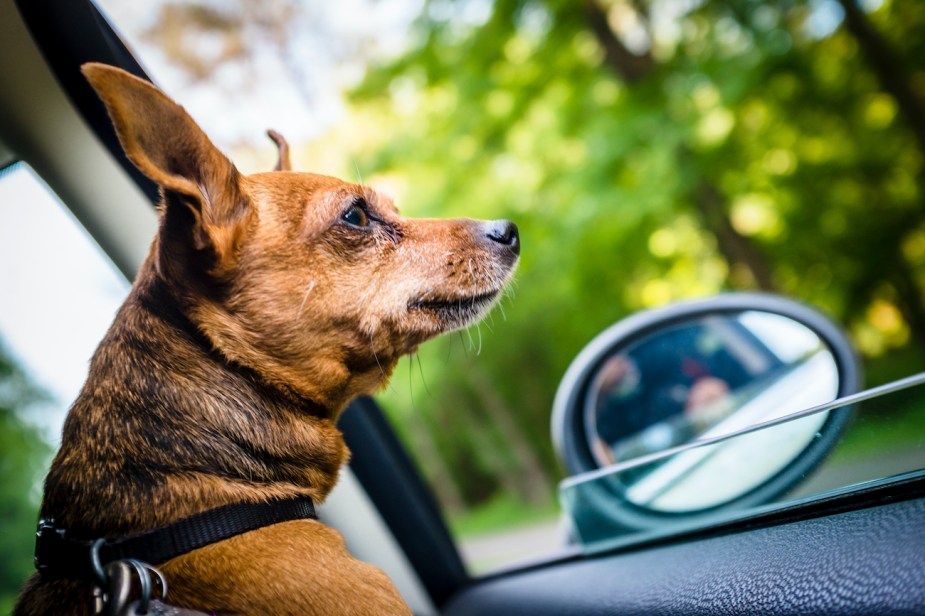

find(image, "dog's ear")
[81,63,249,270]
[267,129,292,171]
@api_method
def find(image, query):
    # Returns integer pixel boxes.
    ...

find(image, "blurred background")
[3,0,925,606]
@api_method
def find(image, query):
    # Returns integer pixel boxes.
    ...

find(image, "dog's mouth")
[408,290,500,325]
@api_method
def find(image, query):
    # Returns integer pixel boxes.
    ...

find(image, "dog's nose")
[485,220,520,256]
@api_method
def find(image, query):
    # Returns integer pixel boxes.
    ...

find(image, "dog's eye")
[342,203,369,228]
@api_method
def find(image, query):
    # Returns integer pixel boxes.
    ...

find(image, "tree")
[0,344,52,612]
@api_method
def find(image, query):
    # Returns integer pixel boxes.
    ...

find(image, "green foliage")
[350,0,925,515]
[449,491,559,540]
[0,346,52,611]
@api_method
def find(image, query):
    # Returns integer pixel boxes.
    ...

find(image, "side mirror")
[552,293,861,517]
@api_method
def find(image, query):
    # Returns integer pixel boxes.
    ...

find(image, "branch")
[837,0,925,155]
[582,0,655,83]
[694,183,777,292]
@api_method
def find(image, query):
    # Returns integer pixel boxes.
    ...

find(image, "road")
[459,520,566,574]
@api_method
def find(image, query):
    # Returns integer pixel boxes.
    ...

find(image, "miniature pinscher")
[15,63,519,616]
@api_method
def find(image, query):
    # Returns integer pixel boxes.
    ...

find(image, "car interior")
[2,0,924,614]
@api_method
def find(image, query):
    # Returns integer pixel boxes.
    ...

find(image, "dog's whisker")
[457,330,471,357]
[407,354,420,413]
[372,344,385,378]
[415,352,432,398]
[370,332,399,399]
[295,279,317,319]
[445,337,455,365]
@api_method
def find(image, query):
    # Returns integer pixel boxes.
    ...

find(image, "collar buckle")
[34,517,67,576]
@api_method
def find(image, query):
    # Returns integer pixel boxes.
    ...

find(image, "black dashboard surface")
[443,497,925,616]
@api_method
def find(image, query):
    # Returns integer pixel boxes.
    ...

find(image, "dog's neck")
[136,270,324,413]
[41,260,349,537]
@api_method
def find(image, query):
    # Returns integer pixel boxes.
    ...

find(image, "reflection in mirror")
[585,311,839,512]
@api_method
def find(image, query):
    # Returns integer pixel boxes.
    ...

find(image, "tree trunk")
[888,246,925,355]
[464,363,552,506]
[693,182,777,292]
[581,0,654,83]
[583,1,776,292]
[837,0,925,156]
[410,397,467,511]
[836,1,925,352]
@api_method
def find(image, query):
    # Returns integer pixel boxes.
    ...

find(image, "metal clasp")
[34,517,66,575]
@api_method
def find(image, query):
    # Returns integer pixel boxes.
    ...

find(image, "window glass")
[0,163,130,441]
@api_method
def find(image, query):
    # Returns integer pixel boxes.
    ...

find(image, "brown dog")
[15,63,519,616]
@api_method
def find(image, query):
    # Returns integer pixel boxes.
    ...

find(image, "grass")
[447,493,560,540]
[832,390,925,462]
[831,351,925,461]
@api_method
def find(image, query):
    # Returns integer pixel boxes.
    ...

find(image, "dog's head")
[82,63,518,411]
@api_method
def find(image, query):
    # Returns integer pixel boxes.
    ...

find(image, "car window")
[0,162,130,441]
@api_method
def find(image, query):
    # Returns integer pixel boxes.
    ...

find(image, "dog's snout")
[485,220,520,256]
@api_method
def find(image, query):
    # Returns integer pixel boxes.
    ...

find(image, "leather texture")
[443,497,925,615]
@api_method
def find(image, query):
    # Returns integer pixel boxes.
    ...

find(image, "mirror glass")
[584,311,839,512]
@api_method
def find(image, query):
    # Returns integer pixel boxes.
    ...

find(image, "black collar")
[35,497,317,580]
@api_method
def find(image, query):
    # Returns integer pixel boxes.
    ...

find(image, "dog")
[14,63,519,616]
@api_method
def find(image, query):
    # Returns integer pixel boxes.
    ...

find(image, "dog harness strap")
[35,496,316,580]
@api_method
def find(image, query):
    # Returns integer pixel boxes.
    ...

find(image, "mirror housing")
[552,293,861,517]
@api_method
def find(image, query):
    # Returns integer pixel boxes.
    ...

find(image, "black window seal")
[469,472,925,586]
[15,0,159,204]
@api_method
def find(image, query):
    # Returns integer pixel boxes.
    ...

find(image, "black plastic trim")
[474,471,925,584]
[339,397,468,606]
[444,487,925,615]
[15,0,159,204]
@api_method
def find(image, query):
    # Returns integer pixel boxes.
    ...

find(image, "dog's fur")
[14,63,519,616]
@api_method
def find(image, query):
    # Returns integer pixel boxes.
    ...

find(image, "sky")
[0,165,129,441]
[96,0,423,150]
